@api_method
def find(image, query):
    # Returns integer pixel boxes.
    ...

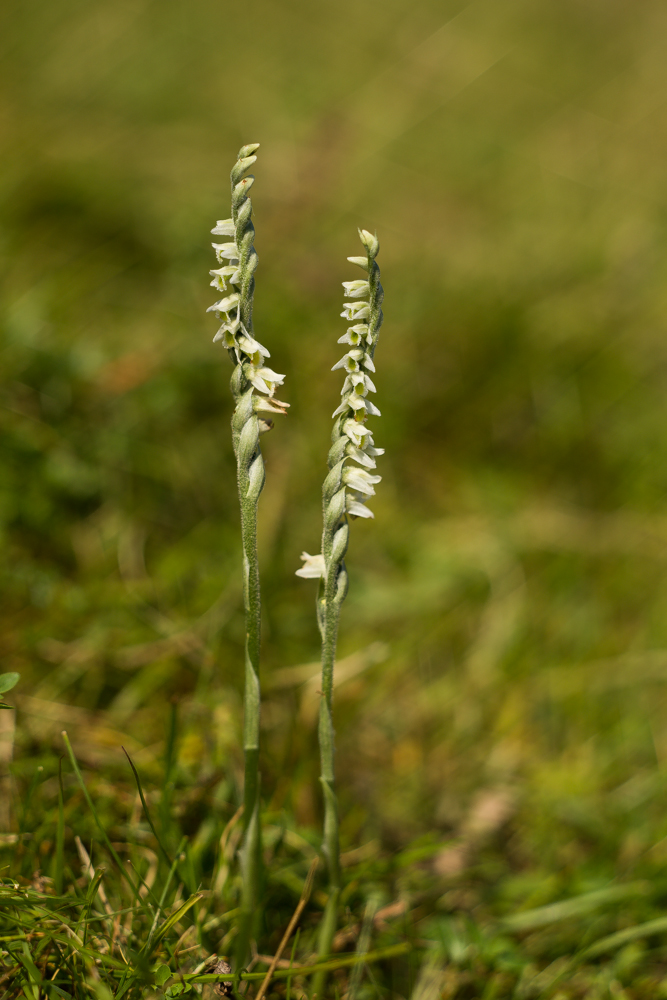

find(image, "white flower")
[212,242,240,261]
[364,441,384,457]
[212,314,241,341]
[247,365,285,396]
[207,293,240,316]
[332,393,366,418]
[342,372,376,395]
[342,467,381,495]
[296,551,325,578]
[253,395,290,416]
[332,353,360,374]
[342,280,370,299]
[338,330,362,347]
[341,302,370,321]
[238,335,270,359]
[345,442,377,469]
[209,265,237,292]
[211,219,235,236]
[346,255,369,271]
[346,498,374,519]
[213,327,237,348]
[343,418,371,447]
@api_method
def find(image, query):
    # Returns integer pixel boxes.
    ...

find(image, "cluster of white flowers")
[297,229,384,580]
[207,144,288,424]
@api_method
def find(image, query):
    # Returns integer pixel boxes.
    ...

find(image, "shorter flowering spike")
[295,227,385,986]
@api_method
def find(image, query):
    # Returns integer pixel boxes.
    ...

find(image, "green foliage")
[0,671,20,709]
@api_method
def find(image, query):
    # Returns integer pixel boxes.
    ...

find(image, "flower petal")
[346,499,374,519]
[345,443,376,469]
[295,552,325,578]
[253,395,290,415]
[207,293,240,315]
[212,242,240,260]
[342,280,370,298]
[211,219,235,236]
[343,418,370,447]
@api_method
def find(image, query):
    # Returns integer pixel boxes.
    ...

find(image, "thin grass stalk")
[207,143,288,966]
[297,230,384,995]
[54,757,65,895]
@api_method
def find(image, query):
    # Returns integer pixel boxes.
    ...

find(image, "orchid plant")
[207,144,288,965]
[208,147,384,982]
[297,229,384,981]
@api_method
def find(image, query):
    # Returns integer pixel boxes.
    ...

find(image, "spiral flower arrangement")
[207,144,288,965]
[296,228,384,979]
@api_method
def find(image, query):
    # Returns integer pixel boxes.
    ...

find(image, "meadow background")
[5,0,667,994]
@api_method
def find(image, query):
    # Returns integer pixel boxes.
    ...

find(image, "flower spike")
[207,144,288,970]
[295,228,384,990]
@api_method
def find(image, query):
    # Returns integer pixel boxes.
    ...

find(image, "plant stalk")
[236,469,262,966]
[313,509,347,994]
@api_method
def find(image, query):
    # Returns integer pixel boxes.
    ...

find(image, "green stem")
[235,452,262,968]
[313,506,347,996]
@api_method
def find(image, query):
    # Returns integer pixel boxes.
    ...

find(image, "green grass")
[4,0,667,995]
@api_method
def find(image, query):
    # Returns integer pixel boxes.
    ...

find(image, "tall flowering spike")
[208,144,287,969]
[296,229,384,992]
[208,144,289,414]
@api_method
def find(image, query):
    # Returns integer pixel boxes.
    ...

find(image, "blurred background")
[5,0,667,926]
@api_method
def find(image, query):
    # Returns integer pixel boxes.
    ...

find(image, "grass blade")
[122,746,174,868]
[583,915,667,959]
[61,731,140,899]
[54,757,65,896]
[146,891,203,954]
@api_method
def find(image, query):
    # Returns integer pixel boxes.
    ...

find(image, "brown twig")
[254,857,319,1000]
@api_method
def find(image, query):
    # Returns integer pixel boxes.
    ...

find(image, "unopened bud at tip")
[358,229,379,258]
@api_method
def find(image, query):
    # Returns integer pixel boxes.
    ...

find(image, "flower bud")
[246,453,265,500]
[333,565,349,603]
[330,523,349,564]
[324,488,346,530]
[327,436,348,467]
[237,414,260,468]
[231,155,258,185]
[358,229,379,258]
[232,385,255,435]
[323,461,344,502]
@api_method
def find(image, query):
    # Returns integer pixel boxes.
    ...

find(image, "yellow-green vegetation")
[4,0,667,996]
